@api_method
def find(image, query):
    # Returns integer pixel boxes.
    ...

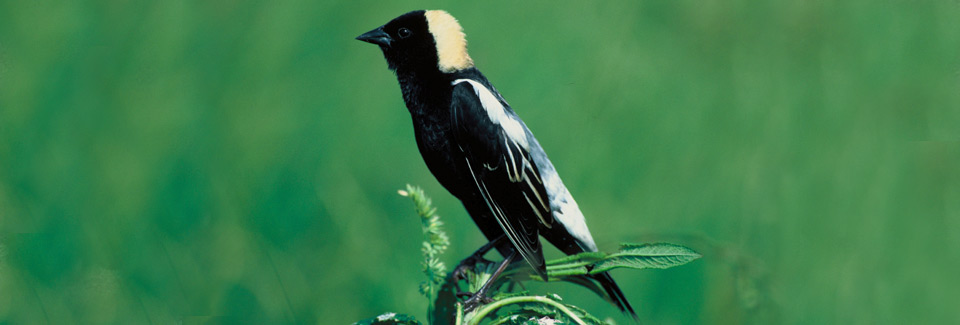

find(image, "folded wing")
[450,78,553,278]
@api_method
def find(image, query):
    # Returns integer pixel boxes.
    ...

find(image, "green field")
[1,1,958,323]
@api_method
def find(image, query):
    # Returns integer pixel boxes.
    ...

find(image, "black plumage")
[357,10,636,317]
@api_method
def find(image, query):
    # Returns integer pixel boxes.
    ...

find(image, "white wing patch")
[529,140,599,252]
[549,189,598,252]
[452,79,529,149]
[454,77,595,253]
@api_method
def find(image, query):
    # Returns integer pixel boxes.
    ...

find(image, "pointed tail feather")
[592,272,638,320]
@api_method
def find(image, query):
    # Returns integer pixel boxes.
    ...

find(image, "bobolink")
[357,10,635,316]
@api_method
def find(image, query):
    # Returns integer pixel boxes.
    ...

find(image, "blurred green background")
[1,0,958,323]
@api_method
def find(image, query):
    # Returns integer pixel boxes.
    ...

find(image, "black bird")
[357,10,636,317]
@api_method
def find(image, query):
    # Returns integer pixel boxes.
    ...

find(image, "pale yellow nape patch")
[424,10,474,72]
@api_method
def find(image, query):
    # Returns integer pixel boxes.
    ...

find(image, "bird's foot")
[452,254,493,284]
[452,236,505,285]
[452,257,490,297]
[461,292,494,313]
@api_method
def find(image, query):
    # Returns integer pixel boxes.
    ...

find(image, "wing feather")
[451,79,553,277]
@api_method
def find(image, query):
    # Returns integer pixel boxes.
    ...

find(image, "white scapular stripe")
[551,192,597,252]
[452,79,529,149]
[533,146,598,252]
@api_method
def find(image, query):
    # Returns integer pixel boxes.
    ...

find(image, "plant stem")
[465,296,587,325]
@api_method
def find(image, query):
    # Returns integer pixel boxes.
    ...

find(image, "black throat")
[395,67,452,120]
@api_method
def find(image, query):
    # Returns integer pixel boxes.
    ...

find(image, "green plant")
[355,185,702,325]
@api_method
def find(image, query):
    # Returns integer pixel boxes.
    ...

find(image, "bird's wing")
[450,78,553,277]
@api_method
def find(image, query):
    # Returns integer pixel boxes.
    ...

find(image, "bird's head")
[357,10,474,74]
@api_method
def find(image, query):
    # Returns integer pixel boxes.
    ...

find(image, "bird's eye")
[397,27,412,39]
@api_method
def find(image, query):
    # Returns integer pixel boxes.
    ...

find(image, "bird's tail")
[592,271,638,320]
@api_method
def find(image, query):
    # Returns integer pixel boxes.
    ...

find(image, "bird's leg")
[451,235,506,285]
[462,251,517,313]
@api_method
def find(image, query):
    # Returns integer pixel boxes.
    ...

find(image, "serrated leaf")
[496,295,607,325]
[514,301,558,316]
[561,303,608,325]
[590,243,702,274]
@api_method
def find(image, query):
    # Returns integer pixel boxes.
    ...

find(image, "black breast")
[411,110,474,200]
[398,71,473,200]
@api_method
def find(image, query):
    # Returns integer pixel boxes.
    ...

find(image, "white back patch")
[425,10,474,72]
[550,191,598,252]
[453,79,529,149]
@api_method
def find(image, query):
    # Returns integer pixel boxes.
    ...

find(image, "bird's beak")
[356,27,392,47]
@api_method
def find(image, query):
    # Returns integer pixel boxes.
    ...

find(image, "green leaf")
[465,295,596,325]
[546,251,607,266]
[353,312,422,325]
[430,272,458,325]
[560,302,608,325]
[590,243,702,274]
[544,252,606,277]
[393,187,704,324]
[488,314,529,325]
